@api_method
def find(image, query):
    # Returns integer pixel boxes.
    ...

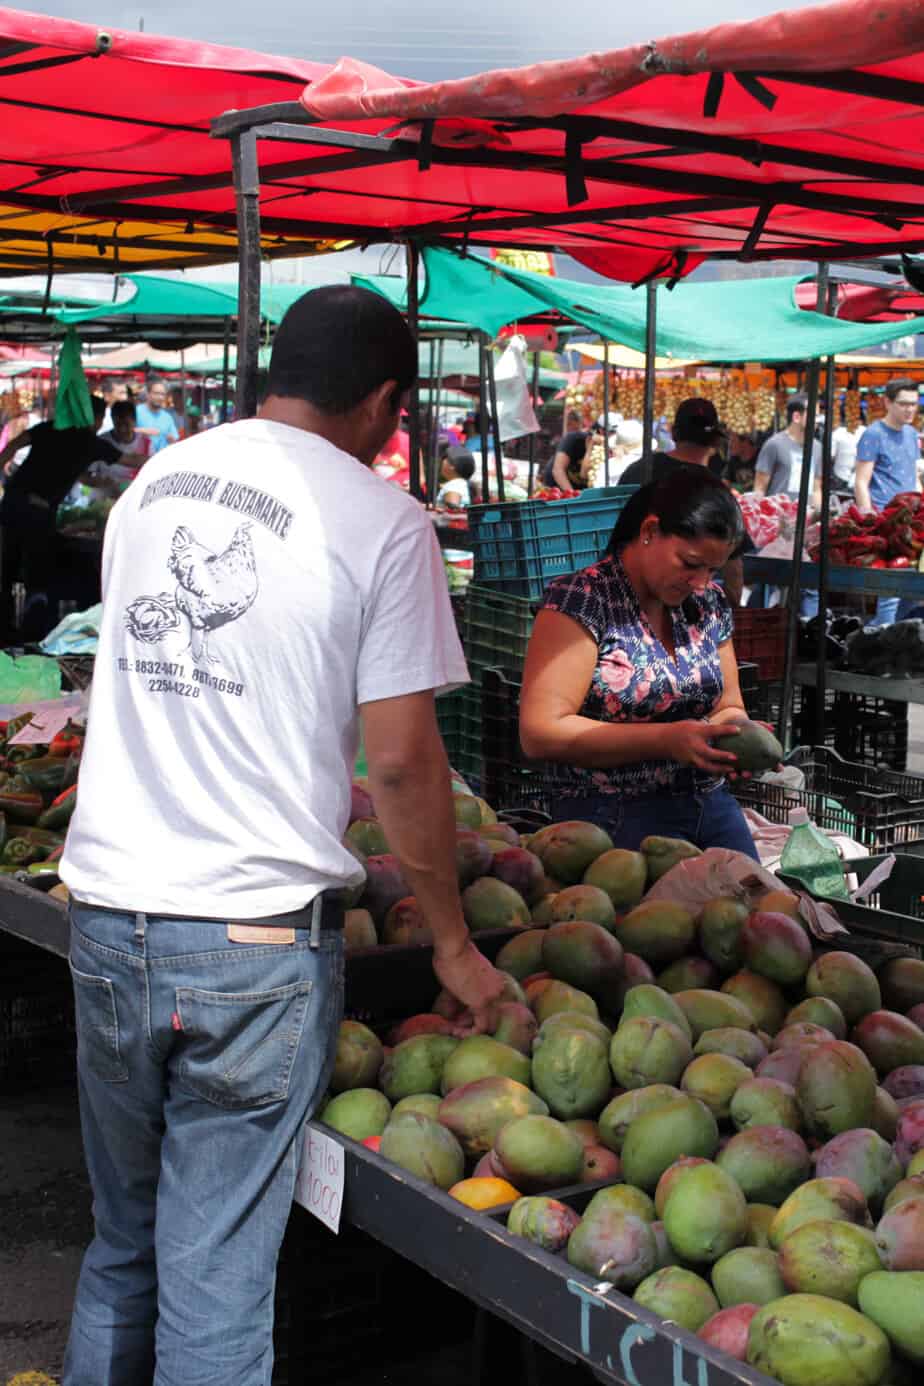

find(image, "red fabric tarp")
[793,281,924,322]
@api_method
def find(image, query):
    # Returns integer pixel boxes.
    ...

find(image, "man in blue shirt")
[135,377,179,455]
[855,377,922,625]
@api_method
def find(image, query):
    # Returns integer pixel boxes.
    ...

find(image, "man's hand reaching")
[432,937,506,1037]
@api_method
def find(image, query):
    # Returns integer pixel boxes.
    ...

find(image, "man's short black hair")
[786,393,808,423]
[112,399,136,423]
[447,447,475,481]
[885,376,919,401]
[146,376,166,392]
[266,284,418,414]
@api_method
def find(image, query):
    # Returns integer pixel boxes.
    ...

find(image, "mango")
[747,1294,891,1386]
[437,1076,548,1158]
[344,908,377,951]
[875,1196,924,1270]
[662,1162,748,1264]
[585,1184,656,1223]
[658,957,720,993]
[379,1034,459,1102]
[722,970,788,1035]
[620,983,692,1040]
[711,1246,786,1307]
[682,1053,752,1121]
[741,911,812,986]
[391,1093,442,1120]
[895,1098,924,1165]
[346,816,388,857]
[549,883,617,931]
[530,894,559,926]
[770,1178,871,1250]
[538,1011,612,1049]
[598,1084,681,1153]
[883,1064,924,1102]
[440,1036,530,1096]
[774,1021,837,1051]
[745,1205,777,1248]
[462,877,530,932]
[359,854,409,923]
[654,1157,713,1217]
[641,835,702,882]
[531,1026,611,1121]
[330,1019,384,1093]
[609,1016,692,1090]
[507,1196,581,1253]
[495,1114,584,1192]
[882,1175,924,1213]
[582,847,647,909]
[815,1129,902,1212]
[455,829,495,887]
[379,1112,465,1190]
[717,1126,811,1206]
[699,1304,759,1361]
[616,900,696,964]
[853,1010,924,1076]
[320,1088,391,1141]
[582,1144,621,1182]
[755,889,801,919]
[492,1002,538,1056]
[634,1267,719,1332]
[858,1270,924,1365]
[567,1208,657,1288]
[778,1219,883,1305]
[806,952,882,1025]
[723,720,783,773]
[622,1097,719,1192]
[786,996,848,1040]
[871,1087,899,1143]
[529,821,614,885]
[541,919,623,995]
[798,1042,878,1140]
[757,1049,807,1087]
[879,957,924,1014]
[533,980,599,1025]
[698,895,750,973]
[478,822,519,847]
[383,895,433,947]
[490,846,545,904]
[694,1027,767,1069]
[730,1077,801,1133]
[675,989,757,1041]
[495,930,545,981]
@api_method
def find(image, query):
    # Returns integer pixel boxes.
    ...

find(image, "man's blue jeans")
[872,596,920,626]
[552,780,759,860]
[63,903,344,1386]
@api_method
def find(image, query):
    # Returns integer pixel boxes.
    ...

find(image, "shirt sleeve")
[856,426,879,465]
[755,438,775,476]
[558,433,587,464]
[711,584,734,644]
[357,511,469,705]
[541,569,607,643]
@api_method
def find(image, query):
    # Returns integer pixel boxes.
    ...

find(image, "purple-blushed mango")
[320,1088,391,1142]
[770,1177,871,1250]
[341,841,367,909]
[773,1022,837,1051]
[658,957,720,993]
[492,1002,538,1056]
[567,1208,657,1287]
[383,896,432,947]
[610,1016,693,1090]
[746,1294,891,1386]
[496,1114,584,1193]
[729,1077,801,1133]
[541,919,624,996]
[598,1084,681,1153]
[711,1246,786,1307]
[756,1047,806,1086]
[806,951,882,1025]
[722,971,788,1036]
[529,821,614,885]
[879,957,924,1014]
[875,1196,924,1270]
[797,1041,877,1140]
[698,1304,759,1362]
[883,1065,924,1102]
[349,781,374,823]
[564,1118,599,1150]
[694,1027,767,1069]
[387,1013,456,1046]
[882,1175,924,1213]
[895,1098,924,1165]
[346,816,388,857]
[507,1196,581,1252]
[495,929,546,981]
[331,1019,385,1093]
[778,1219,883,1305]
[582,1144,622,1182]
[675,989,756,1041]
[437,1076,548,1158]
[605,952,656,1010]
[462,877,530,933]
[682,1054,752,1121]
[858,1271,924,1365]
[815,1129,902,1212]
[716,1126,811,1206]
[871,1087,899,1143]
[853,1010,924,1076]
[662,1163,748,1264]
[908,1003,924,1032]
[478,822,519,848]
[621,1097,719,1192]
[549,883,618,931]
[379,1112,464,1189]
[582,847,647,910]
[785,996,848,1039]
[698,896,749,974]
[379,1034,460,1103]
[455,829,495,887]
[740,911,812,987]
[491,846,546,904]
[651,1221,676,1270]
[360,854,410,925]
[633,1266,719,1332]
[616,901,697,965]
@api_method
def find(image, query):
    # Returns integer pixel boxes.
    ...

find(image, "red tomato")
[362,1135,382,1152]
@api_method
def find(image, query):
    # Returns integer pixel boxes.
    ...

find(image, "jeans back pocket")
[175,980,313,1108]
[69,962,129,1083]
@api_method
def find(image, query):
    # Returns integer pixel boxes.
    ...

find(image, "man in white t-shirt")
[60,286,505,1385]
[831,420,864,487]
[436,444,475,508]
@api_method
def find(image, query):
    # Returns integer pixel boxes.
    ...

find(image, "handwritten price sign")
[294,1126,344,1233]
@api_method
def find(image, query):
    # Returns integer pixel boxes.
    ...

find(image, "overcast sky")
[26,0,832,79]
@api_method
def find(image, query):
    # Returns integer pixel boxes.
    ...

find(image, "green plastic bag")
[0,652,62,705]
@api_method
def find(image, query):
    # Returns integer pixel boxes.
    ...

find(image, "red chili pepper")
[887,557,912,569]
[869,558,889,569]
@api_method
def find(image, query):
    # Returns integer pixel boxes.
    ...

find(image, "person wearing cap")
[436,443,476,509]
[620,398,743,604]
[544,412,622,492]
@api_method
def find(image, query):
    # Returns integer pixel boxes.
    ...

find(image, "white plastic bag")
[493,336,539,442]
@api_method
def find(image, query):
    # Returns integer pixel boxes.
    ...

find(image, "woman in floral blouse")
[519,469,758,859]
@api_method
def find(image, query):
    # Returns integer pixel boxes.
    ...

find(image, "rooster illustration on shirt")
[124,523,259,665]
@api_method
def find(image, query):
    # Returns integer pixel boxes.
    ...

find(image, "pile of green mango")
[0,714,83,883]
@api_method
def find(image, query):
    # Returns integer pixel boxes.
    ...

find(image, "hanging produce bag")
[494,336,539,442]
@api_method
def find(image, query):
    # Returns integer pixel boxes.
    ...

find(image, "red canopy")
[793,280,924,322]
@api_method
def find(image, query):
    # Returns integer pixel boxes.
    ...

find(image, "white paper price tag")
[294,1126,344,1233]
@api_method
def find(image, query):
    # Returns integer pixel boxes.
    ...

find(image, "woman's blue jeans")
[552,781,759,861]
[63,903,344,1386]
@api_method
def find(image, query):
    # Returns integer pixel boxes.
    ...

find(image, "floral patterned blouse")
[540,550,733,800]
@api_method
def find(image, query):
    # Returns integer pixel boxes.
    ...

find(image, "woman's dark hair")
[266,284,418,414]
[607,468,744,554]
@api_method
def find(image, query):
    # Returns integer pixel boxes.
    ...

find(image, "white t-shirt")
[831,425,863,484]
[437,477,470,508]
[62,419,469,918]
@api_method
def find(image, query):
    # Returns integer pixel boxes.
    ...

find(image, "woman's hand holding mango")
[664,719,744,773]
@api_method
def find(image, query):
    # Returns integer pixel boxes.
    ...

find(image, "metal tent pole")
[777,264,827,748]
[428,336,444,506]
[527,352,540,496]
[603,339,611,486]
[642,280,657,484]
[220,316,232,422]
[814,271,838,748]
[485,338,506,503]
[425,338,435,503]
[231,130,262,421]
[478,339,490,504]
[406,241,422,501]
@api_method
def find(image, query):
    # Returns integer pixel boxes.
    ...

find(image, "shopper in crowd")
[830,414,865,489]
[855,376,922,626]
[519,468,758,858]
[0,395,120,640]
[753,393,822,504]
[544,412,621,491]
[726,431,759,491]
[58,285,504,1386]
[620,398,743,605]
[436,443,476,509]
[135,376,179,454]
[100,399,151,465]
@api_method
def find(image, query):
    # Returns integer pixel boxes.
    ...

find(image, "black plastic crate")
[731,745,924,852]
[481,666,563,816]
[789,689,909,770]
[0,931,75,1092]
[777,850,924,952]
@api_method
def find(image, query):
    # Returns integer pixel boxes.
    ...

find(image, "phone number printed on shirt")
[116,658,245,699]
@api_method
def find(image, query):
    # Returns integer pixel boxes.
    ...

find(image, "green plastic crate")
[436,685,482,788]
[462,587,537,686]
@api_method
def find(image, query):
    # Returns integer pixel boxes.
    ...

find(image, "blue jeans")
[64,903,344,1386]
[553,781,758,861]
[873,596,920,626]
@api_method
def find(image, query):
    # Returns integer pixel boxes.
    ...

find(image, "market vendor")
[519,469,759,859]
